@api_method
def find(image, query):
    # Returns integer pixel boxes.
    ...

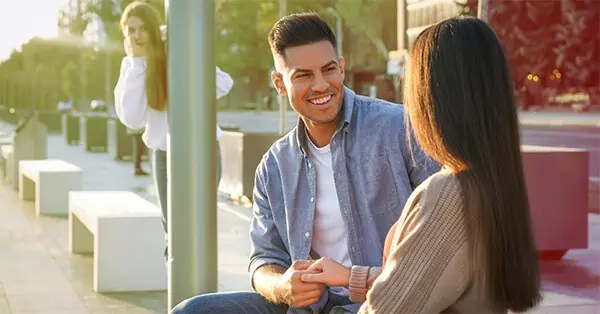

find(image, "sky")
[0,0,62,61]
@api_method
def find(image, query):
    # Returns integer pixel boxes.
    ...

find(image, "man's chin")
[304,110,342,126]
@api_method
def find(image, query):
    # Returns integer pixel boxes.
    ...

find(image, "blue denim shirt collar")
[296,86,355,156]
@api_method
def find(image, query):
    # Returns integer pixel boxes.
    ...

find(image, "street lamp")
[278,0,288,135]
[326,8,343,58]
[478,0,488,22]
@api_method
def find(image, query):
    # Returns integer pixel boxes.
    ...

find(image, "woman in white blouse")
[114,1,234,234]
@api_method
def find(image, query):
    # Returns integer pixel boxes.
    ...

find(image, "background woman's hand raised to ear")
[124,36,147,57]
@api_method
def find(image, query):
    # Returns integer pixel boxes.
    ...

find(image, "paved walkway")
[218,110,600,133]
[0,119,598,313]
[0,125,252,313]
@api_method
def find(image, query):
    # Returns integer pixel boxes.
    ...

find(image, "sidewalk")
[0,130,252,313]
[218,110,600,131]
[0,120,599,313]
[519,111,600,127]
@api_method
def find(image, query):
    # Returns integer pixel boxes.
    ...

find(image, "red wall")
[468,0,600,111]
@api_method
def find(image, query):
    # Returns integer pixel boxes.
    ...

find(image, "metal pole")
[105,48,111,105]
[326,8,343,58]
[478,0,488,22]
[399,0,408,50]
[278,0,287,135]
[167,0,217,309]
[336,14,342,58]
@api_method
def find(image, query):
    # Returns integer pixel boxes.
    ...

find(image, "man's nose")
[311,72,328,92]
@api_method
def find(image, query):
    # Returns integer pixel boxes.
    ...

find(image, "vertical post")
[393,0,409,104]
[336,15,342,58]
[398,0,408,51]
[278,0,287,135]
[167,0,217,309]
[326,8,343,58]
[478,0,488,22]
[81,50,86,111]
[105,48,111,105]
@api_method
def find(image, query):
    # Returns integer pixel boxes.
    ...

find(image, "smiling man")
[171,13,438,314]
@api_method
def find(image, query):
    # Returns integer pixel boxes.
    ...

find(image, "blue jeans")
[152,143,222,232]
[170,291,356,314]
[152,149,169,231]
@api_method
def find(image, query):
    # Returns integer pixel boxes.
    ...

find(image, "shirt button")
[305,232,310,238]
[308,162,312,168]
[310,197,314,202]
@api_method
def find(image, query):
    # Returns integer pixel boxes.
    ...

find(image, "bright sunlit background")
[0,0,61,61]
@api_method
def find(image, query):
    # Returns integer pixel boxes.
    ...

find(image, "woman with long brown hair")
[114,1,234,241]
[300,17,542,313]
[114,1,170,232]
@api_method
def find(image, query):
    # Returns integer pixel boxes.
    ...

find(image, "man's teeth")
[309,95,332,105]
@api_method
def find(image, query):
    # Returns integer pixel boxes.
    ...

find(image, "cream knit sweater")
[356,170,501,314]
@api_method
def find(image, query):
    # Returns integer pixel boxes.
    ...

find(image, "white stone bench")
[0,144,13,182]
[19,159,82,215]
[68,191,167,292]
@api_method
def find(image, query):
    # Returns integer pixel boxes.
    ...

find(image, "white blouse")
[114,57,234,151]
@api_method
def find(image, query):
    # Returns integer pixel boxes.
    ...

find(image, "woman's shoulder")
[409,169,463,220]
[417,169,461,199]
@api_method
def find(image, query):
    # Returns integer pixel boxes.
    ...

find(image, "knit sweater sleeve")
[358,174,470,314]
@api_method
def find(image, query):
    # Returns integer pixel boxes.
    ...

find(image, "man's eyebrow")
[291,68,312,75]
[291,61,338,76]
[321,60,338,69]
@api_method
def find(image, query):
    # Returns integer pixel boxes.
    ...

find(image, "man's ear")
[271,71,287,96]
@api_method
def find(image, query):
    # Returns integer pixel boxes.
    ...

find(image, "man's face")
[272,40,345,126]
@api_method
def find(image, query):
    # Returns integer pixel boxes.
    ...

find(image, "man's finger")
[291,260,315,270]
[292,289,323,308]
[291,281,324,294]
[306,262,322,272]
[299,272,324,283]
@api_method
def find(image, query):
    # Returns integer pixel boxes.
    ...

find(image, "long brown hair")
[405,17,541,312]
[120,1,167,111]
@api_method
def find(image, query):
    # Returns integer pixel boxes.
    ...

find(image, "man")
[171,13,437,314]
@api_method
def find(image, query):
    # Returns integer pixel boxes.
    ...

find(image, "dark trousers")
[132,134,146,169]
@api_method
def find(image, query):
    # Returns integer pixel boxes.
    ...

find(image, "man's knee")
[170,293,215,314]
[169,291,285,314]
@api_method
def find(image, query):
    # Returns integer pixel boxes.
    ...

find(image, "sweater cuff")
[349,265,369,303]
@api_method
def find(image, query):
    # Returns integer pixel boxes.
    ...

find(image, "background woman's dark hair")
[405,17,542,312]
[121,1,167,111]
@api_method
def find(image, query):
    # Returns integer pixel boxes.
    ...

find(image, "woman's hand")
[300,257,351,287]
[124,36,146,57]
[160,25,167,42]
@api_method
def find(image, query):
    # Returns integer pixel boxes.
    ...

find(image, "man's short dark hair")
[268,13,337,57]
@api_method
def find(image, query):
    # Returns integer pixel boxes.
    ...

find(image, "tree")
[331,0,397,70]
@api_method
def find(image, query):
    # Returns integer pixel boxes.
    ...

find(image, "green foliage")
[0,0,396,111]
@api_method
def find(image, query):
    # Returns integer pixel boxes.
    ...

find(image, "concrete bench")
[68,191,166,292]
[522,145,589,260]
[19,159,83,215]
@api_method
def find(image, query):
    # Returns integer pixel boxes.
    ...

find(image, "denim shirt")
[249,87,439,312]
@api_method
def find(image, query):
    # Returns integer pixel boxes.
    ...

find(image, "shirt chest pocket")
[347,152,400,215]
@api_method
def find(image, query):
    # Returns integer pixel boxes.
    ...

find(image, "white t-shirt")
[306,133,352,295]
